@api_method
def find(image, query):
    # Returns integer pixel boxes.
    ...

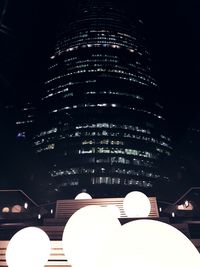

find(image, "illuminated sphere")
[123,191,151,217]
[11,205,22,213]
[2,207,9,213]
[99,219,200,267]
[75,192,92,199]
[6,227,51,267]
[62,205,121,267]
[101,205,121,218]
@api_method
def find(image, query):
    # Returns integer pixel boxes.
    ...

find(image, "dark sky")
[1,0,200,141]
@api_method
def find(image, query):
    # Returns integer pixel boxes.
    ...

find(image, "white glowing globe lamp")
[75,192,92,199]
[100,219,200,267]
[62,205,121,267]
[123,191,151,217]
[101,205,121,218]
[6,227,51,267]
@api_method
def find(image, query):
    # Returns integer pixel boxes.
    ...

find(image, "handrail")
[0,189,39,207]
[173,187,200,205]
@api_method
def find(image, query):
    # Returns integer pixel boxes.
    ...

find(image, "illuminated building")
[33,0,172,200]
[16,102,36,140]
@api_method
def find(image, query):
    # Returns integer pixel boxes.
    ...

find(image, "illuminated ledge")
[0,262,71,267]
[55,197,159,219]
[45,264,71,267]
[45,263,70,267]
[0,241,71,267]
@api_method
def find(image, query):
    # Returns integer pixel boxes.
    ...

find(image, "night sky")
[1,0,200,140]
[1,0,200,194]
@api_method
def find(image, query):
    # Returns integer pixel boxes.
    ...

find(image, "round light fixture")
[123,191,151,217]
[101,205,121,218]
[99,219,200,267]
[2,207,10,213]
[6,227,51,267]
[11,205,22,213]
[75,192,92,199]
[62,205,121,267]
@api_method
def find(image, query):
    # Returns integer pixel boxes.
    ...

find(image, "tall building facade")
[16,102,36,140]
[33,0,172,200]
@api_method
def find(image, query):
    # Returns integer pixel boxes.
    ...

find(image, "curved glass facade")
[33,1,172,199]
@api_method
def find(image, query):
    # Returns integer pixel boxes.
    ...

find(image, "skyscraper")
[33,0,172,201]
